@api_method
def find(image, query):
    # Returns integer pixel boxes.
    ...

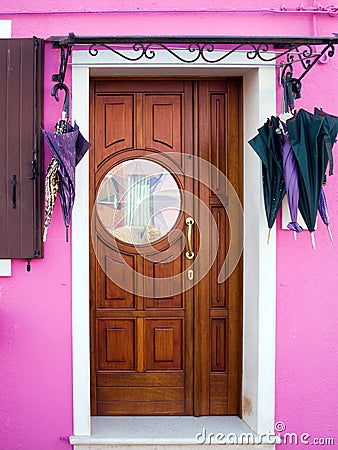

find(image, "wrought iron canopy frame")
[49,33,338,98]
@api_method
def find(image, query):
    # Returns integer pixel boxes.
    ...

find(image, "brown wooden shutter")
[0,38,44,262]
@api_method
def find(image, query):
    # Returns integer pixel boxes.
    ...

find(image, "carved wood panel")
[95,95,134,168]
[210,207,227,308]
[144,239,184,309]
[97,319,135,371]
[96,240,136,310]
[211,318,227,372]
[145,95,182,152]
[145,319,183,371]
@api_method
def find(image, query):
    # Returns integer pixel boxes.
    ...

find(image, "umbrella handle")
[310,232,316,250]
[51,82,70,119]
[267,228,271,244]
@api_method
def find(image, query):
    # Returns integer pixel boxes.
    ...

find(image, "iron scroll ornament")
[88,42,252,63]
[87,41,335,80]
[49,34,338,100]
[279,42,335,80]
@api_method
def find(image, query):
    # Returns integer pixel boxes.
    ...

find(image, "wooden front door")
[90,79,242,416]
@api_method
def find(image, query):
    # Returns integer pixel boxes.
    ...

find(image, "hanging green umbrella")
[314,107,338,178]
[249,116,286,242]
[313,107,338,241]
[287,109,326,249]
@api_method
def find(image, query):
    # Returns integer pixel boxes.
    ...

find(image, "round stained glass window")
[96,159,181,245]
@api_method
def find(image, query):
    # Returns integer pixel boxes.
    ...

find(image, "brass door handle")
[185,217,195,260]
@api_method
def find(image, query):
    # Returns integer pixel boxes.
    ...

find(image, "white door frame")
[71,48,277,436]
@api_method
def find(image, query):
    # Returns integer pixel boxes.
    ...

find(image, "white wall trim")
[0,20,12,38]
[72,49,276,437]
[72,67,90,436]
[242,68,276,433]
[0,259,11,276]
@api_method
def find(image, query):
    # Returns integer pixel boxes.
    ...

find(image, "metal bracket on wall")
[48,33,338,94]
[52,40,72,85]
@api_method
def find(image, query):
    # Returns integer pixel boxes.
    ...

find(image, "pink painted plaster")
[0,2,338,449]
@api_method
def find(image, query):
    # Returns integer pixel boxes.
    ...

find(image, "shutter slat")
[0,41,8,254]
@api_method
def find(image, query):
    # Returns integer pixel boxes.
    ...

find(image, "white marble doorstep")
[70,416,275,445]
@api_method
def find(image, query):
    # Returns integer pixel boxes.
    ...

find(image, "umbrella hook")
[51,82,70,119]
[282,76,302,113]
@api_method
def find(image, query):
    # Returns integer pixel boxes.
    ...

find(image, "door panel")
[144,242,184,308]
[210,93,227,186]
[210,206,227,308]
[95,95,134,168]
[145,319,183,370]
[90,79,242,416]
[145,95,182,152]
[211,318,227,372]
[97,319,135,370]
[98,252,136,309]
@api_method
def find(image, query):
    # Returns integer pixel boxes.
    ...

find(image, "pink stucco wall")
[0,1,338,449]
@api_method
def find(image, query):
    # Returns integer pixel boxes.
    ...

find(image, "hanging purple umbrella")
[43,83,91,241]
[43,157,59,242]
[318,187,333,241]
[277,120,303,240]
[43,127,77,240]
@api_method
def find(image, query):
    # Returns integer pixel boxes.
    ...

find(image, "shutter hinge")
[30,154,38,180]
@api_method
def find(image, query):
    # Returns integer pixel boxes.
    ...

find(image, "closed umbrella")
[43,158,59,242]
[318,187,333,241]
[277,120,303,239]
[314,107,338,178]
[43,127,78,241]
[287,109,326,249]
[314,108,338,241]
[249,116,286,243]
[43,83,90,241]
